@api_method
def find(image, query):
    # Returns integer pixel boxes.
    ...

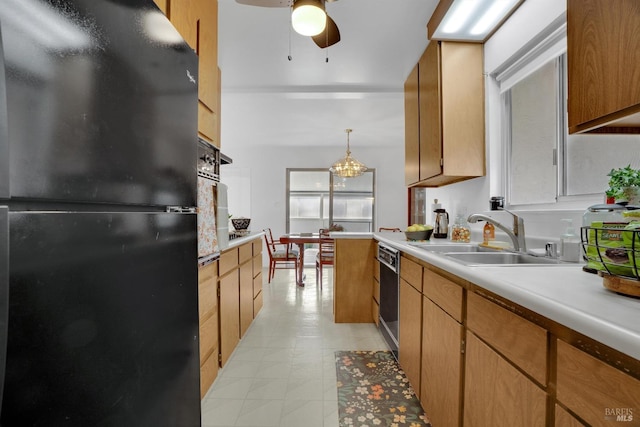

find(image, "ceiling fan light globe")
[292,1,327,36]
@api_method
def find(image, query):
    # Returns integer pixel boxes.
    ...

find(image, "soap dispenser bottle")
[559,219,581,262]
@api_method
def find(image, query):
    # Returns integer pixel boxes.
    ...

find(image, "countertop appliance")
[378,243,400,360]
[0,2,201,425]
[433,208,450,238]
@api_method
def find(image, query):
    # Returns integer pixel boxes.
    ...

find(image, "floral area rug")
[335,351,431,427]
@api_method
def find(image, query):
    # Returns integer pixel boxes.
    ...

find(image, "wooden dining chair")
[263,228,299,283]
[315,228,334,289]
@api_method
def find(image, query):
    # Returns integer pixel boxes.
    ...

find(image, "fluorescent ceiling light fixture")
[291,0,327,36]
[441,0,481,34]
[471,0,516,35]
[431,0,521,42]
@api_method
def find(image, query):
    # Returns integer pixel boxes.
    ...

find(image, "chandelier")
[330,129,368,178]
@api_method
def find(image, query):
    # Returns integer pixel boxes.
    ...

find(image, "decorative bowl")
[231,217,251,230]
[404,229,432,241]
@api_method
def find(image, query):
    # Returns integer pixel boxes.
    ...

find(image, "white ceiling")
[218,0,439,148]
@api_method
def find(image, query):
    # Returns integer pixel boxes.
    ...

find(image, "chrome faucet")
[468,209,526,252]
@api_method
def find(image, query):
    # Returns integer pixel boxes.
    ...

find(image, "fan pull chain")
[288,6,293,61]
[325,26,329,63]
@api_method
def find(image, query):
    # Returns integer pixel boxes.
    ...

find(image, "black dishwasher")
[378,243,399,360]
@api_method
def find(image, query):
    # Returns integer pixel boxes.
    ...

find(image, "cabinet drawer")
[253,290,263,318]
[219,248,238,276]
[400,256,423,292]
[239,242,253,264]
[199,313,218,363]
[198,262,218,323]
[557,339,640,427]
[467,292,547,385]
[422,268,463,322]
[253,238,262,255]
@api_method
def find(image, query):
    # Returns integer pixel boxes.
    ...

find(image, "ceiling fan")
[235,0,341,48]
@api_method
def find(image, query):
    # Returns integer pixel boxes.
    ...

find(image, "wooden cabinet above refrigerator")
[153,0,222,147]
[404,41,485,187]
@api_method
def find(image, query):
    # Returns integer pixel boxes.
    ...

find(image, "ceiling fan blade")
[235,0,290,7]
[312,15,340,48]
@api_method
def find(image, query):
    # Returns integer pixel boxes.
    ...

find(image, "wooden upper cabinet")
[419,41,442,183]
[567,0,640,133]
[404,64,419,186]
[196,0,220,146]
[404,41,485,187]
[152,0,168,14]
[154,0,221,147]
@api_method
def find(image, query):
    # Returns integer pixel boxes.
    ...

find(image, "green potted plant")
[607,165,640,204]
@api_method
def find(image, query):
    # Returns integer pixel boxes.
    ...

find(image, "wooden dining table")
[279,233,322,287]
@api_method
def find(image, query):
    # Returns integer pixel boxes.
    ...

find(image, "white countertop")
[372,232,640,361]
[225,231,265,250]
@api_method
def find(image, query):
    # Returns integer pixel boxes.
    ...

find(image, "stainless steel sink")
[410,244,497,253]
[440,252,570,266]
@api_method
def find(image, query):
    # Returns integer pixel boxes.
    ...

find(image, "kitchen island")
[332,231,640,427]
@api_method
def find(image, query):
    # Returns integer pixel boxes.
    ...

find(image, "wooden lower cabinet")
[219,266,239,367]
[252,239,263,318]
[334,239,375,323]
[555,405,586,427]
[463,332,546,427]
[239,260,253,338]
[198,261,219,397]
[399,278,422,397]
[467,292,547,385]
[391,250,640,427]
[420,296,462,427]
[556,339,640,427]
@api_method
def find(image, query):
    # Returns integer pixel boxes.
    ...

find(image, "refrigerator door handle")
[0,22,9,199]
[0,207,8,416]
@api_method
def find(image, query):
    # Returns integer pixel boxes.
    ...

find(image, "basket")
[580,224,640,297]
[231,217,251,230]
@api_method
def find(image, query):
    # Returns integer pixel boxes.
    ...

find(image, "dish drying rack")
[580,225,640,297]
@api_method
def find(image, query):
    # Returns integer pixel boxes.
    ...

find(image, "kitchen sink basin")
[410,243,497,253]
[440,252,570,266]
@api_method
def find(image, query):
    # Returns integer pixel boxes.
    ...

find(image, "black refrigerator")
[0,1,201,425]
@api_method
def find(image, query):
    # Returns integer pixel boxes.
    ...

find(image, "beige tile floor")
[201,266,389,427]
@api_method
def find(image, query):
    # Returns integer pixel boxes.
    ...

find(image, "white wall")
[221,142,406,263]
